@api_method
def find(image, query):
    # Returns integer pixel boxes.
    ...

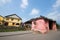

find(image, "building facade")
[0,15,4,25]
[0,14,22,27]
[31,16,57,34]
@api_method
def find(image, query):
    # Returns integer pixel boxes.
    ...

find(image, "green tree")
[56,23,60,29]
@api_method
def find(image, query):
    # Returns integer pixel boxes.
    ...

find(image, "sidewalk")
[0,31,32,37]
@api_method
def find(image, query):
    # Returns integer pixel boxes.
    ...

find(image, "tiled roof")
[0,15,3,17]
[5,14,22,20]
[25,16,56,23]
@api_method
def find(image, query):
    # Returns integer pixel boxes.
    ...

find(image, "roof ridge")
[5,14,22,20]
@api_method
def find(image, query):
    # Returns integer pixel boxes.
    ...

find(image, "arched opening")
[4,22,8,26]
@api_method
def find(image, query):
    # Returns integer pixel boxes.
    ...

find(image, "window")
[6,18,9,20]
[4,22,8,26]
[0,23,1,24]
[13,23,15,25]
[33,21,36,25]
[11,19,14,21]
[18,19,20,21]
[16,23,19,25]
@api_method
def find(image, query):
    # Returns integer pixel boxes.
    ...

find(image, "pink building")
[31,16,57,34]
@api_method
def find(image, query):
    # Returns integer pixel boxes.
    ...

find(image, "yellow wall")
[0,16,4,25]
[8,22,12,26]
[4,18,22,23]
[0,16,22,27]
[4,18,22,27]
[8,22,17,26]
[0,21,3,25]
[0,16,4,21]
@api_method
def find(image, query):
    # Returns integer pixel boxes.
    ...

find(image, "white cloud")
[47,0,60,21]
[53,0,60,10]
[0,0,11,6]
[47,11,58,17]
[47,11,60,20]
[20,0,28,9]
[30,8,40,15]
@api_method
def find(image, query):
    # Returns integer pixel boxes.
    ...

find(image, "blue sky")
[0,0,60,23]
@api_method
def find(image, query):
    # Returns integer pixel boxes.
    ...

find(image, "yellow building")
[0,15,4,25]
[4,14,22,27]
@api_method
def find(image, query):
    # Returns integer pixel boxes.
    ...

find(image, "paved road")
[0,31,32,37]
[0,31,60,40]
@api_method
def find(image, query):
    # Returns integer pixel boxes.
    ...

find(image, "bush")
[0,25,26,32]
[56,23,60,29]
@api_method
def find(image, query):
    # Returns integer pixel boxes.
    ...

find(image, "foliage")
[0,25,26,32]
[56,23,60,29]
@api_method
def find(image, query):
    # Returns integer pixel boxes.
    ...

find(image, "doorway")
[49,20,53,30]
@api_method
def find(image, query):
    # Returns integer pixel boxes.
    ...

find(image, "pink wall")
[31,19,48,33]
[31,18,57,34]
[52,23,57,31]
[45,21,49,32]
[31,21,35,31]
